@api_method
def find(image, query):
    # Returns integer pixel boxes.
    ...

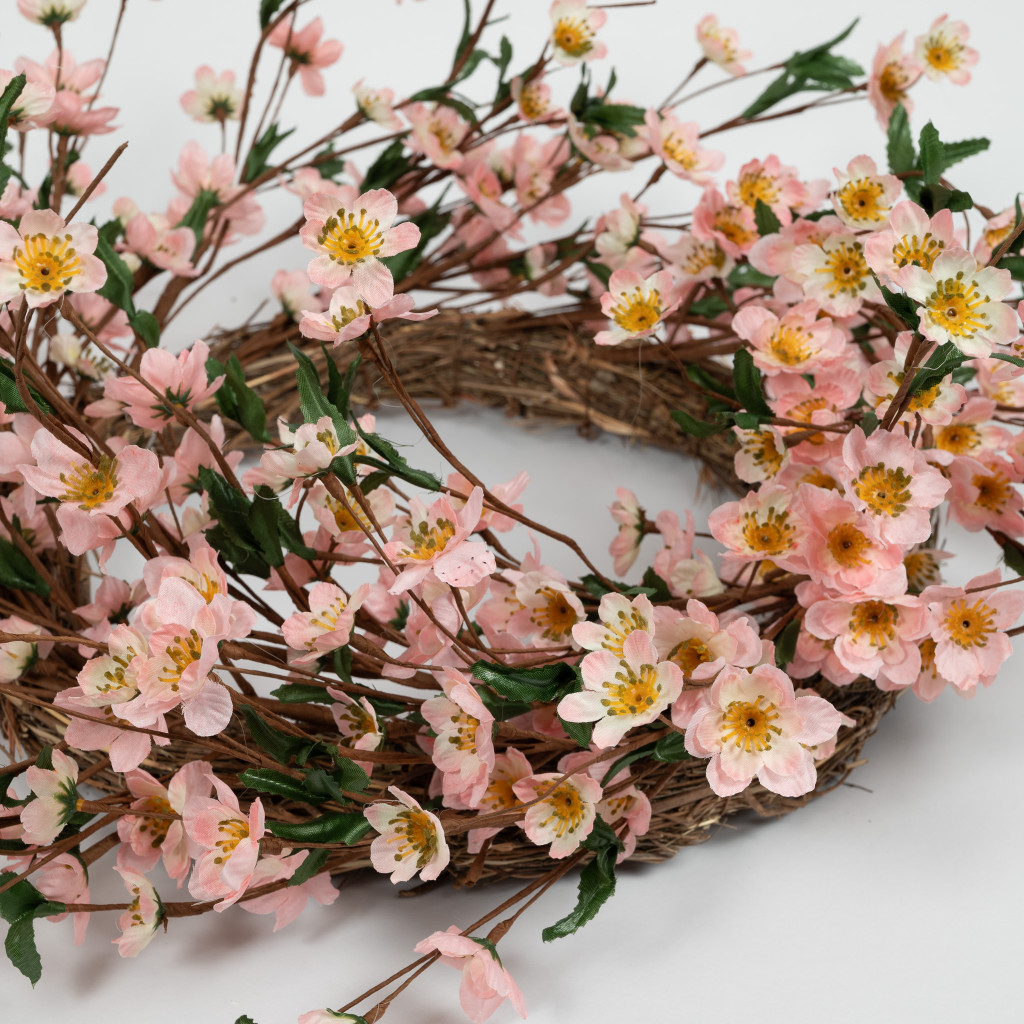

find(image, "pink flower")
[691,187,759,257]
[365,785,450,882]
[353,80,402,129]
[506,568,585,648]
[17,0,84,25]
[550,0,607,65]
[180,66,242,123]
[512,757,603,858]
[131,577,255,736]
[790,234,880,316]
[89,339,222,430]
[831,155,902,231]
[268,16,343,97]
[122,212,198,276]
[0,209,105,308]
[696,14,751,76]
[923,571,1024,686]
[560,629,683,748]
[685,664,843,797]
[236,851,339,930]
[414,926,527,1024]
[802,586,931,689]
[644,110,724,185]
[21,749,80,847]
[113,865,163,957]
[0,68,56,130]
[654,599,762,683]
[117,761,212,884]
[915,16,977,85]
[900,249,1017,358]
[732,300,846,376]
[836,427,949,546]
[573,591,654,656]
[511,73,562,123]
[183,770,265,908]
[947,455,1024,535]
[466,748,535,853]
[708,483,803,568]
[384,486,496,594]
[727,156,808,228]
[608,487,646,575]
[0,614,48,682]
[422,670,495,805]
[283,582,368,665]
[300,187,420,304]
[595,268,680,346]
[299,285,436,345]
[868,34,923,129]
[404,102,469,171]
[327,686,382,770]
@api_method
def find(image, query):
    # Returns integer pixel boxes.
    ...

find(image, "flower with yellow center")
[915,16,977,83]
[550,1,606,65]
[366,786,450,882]
[561,629,682,748]
[573,592,654,658]
[513,762,604,858]
[0,208,106,308]
[596,268,678,346]
[735,427,787,483]
[901,250,1017,357]
[709,484,801,566]
[833,156,901,230]
[794,234,878,316]
[283,581,367,666]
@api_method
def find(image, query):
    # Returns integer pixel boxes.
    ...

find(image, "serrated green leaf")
[0,535,50,596]
[238,768,309,802]
[95,234,136,316]
[209,353,270,442]
[905,341,967,399]
[732,348,772,418]
[753,199,782,236]
[266,812,371,845]
[886,103,914,174]
[639,568,671,602]
[918,122,944,185]
[241,705,307,765]
[541,845,616,942]
[471,660,578,703]
[994,532,1024,577]
[652,732,690,763]
[670,408,727,439]
[353,419,442,491]
[287,848,329,888]
[259,0,285,28]
[243,122,296,183]
[0,75,27,177]
[878,283,920,331]
[0,873,66,986]
[773,618,801,669]
[998,255,1024,280]
[128,310,160,349]
[558,716,593,748]
[271,683,334,704]
[289,343,358,451]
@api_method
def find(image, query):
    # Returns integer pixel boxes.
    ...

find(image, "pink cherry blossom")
[696,14,752,76]
[831,155,902,230]
[0,209,106,308]
[21,749,80,847]
[268,16,343,97]
[915,15,977,85]
[353,79,402,129]
[183,769,265,908]
[414,926,527,1023]
[512,756,603,858]
[559,629,683,748]
[384,486,496,594]
[180,66,242,123]
[283,582,368,665]
[299,285,436,345]
[654,599,762,684]
[790,233,880,316]
[595,268,680,346]
[511,73,562,123]
[300,187,420,304]
[685,664,843,797]
[550,0,607,65]
[645,110,724,185]
[865,201,955,283]
[113,865,163,957]
[17,0,85,24]
[733,300,846,376]
[236,851,339,930]
[365,785,450,882]
[868,34,923,129]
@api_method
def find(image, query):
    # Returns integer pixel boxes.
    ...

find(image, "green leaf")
[541,844,617,942]
[558,716,593,748]
[198,466,270,578]
[208,353,270,442]
[94,234,137,316]
[886,103,915,174]
[753,199,782,236]
[0,75,27,190]
[905,342,967,400]
[259,0,285,28]
[176,188,221,253]
[991,352,1024,369]
[471,660,578,704]
[243,122,296,183]
[878,283,920,331]
[352,419,442,491]
[266,812,371,845]
[238,768,309,803]
[128,310,161,349]
[327,352,361,417]
[0,873,66,986]
[287,848,329,887]
[241,705,308,765]
[994,532,1024,577]
[270,683,334,704]
[918,183,973,216]
[289,343,358,450]
[774,619,801,669]
[940,136,990,173]
[580,102,646,138]
[0,535,50,596]
[651,732,690,763]
[998,255,1024,281]
[727,263,776,290]
[732,348,772,418]
[639,568,671,602]
[360,139,413,193]
[670,408,727,439]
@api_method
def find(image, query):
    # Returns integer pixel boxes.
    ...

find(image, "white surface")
[3,2,1024,1022]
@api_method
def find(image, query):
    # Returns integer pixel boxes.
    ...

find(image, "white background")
[3,2,1024,1022]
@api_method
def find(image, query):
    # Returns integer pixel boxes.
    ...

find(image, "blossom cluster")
[0,4,1019,1024]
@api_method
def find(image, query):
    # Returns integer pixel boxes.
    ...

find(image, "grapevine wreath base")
[1,315,896,884]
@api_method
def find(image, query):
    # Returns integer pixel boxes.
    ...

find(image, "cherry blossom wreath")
[2,3,1023,1022]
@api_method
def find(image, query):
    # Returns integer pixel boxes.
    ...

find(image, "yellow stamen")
[552,16,594,58]
[609,285,663,335]
[720,694,781,752]
[923,274,990,341]
[58,454,119,510]
[13,231,83,294]
[740,506,795,555]
[814,240,871,299]
[854,462,912,517]
[827,522,872,568]
[599,660,663,717]
[848,600,898,647]
[318,207,384,265]
[529,587,578,641]
[943,597,996,648]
